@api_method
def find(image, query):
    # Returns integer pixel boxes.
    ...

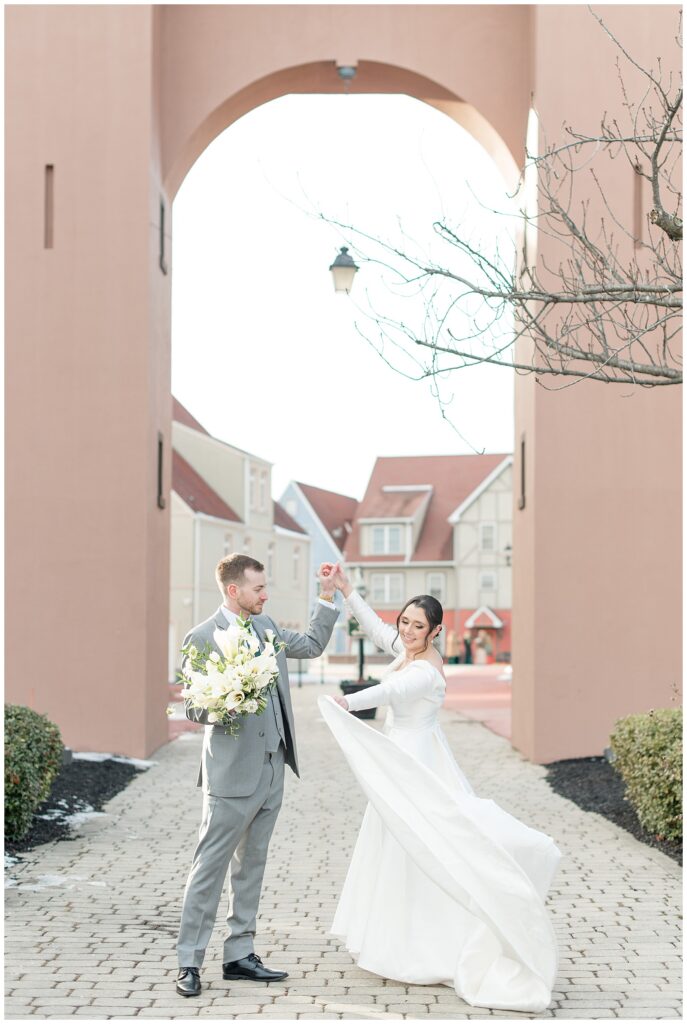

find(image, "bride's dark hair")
[395,595,443,654]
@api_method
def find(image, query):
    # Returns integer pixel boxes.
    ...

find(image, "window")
[370,573,403,604]
[479,523,496,552]
[223,532,233,556]
[370,524,403,555]
[293,545,300,582]
[259,470,268,512]
[249,468,257,510]
[427,573,445,602]
[267,543,274,581]
[480,571,497,592]
[242,535,251,552]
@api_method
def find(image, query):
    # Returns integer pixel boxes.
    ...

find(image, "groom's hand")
[317,562,337,598]
[328,563,353,598]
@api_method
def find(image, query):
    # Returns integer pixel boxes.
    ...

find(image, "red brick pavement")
[443,664,512,739]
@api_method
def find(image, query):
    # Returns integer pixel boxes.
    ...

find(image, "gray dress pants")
[176,746,285,967]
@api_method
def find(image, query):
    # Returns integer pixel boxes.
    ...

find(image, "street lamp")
[329,246,359,294]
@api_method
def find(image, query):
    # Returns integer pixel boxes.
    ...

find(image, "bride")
[317,565,561,1014]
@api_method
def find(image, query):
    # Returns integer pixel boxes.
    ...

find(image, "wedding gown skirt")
[318,695,561,1013]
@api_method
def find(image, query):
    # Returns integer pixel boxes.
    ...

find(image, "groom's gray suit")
[176,600,338,968]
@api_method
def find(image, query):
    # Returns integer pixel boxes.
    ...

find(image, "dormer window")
[372,524,403,555]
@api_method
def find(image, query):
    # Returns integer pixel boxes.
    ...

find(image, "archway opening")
[168,80,518,715]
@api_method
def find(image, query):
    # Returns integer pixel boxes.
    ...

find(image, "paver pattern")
[5,683,682,1020]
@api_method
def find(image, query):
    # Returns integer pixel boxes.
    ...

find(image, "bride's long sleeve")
[344,590,404,657]
[345,660,438,712]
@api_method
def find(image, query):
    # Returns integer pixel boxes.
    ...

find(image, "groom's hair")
[216,553,265,594]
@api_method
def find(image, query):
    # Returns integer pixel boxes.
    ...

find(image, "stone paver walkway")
[5,683,682,1020]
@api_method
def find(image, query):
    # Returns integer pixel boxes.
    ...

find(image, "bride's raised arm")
[335,569,403,657]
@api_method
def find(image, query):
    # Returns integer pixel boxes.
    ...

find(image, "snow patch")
[37,803,108,828]
[9,873,103,892]
[73,752,156,769]
[66,808,108,828]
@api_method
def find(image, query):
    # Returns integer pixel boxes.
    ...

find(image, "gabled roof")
[295,481,358,548]
[172,449,242,522]
[361,488,430,519]
[346,454,510,563]
[273,500,307,536]
[465,606,504,629]
[172,397,211,435]
[448,456,513,522]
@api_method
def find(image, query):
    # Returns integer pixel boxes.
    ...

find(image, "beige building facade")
[452,460,513,614]
[5,5,681,761]
[346,455,513,661]
[169,402,311,680]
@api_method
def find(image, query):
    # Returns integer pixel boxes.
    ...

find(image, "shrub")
[610,708,682,842]
[5,704,63,842]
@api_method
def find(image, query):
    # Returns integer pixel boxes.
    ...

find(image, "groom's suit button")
[259,730,264,737]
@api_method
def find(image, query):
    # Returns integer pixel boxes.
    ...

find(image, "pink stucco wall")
[512,4,682,762]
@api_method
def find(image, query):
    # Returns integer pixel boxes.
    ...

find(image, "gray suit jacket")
[183,601,339,797]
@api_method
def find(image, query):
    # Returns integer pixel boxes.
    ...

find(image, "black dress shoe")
[222,952,288,982]
[176,966,201,996]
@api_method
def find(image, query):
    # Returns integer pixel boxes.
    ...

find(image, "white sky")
[171,94,516,501]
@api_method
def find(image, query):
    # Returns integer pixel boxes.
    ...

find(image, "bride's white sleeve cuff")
[345,681,389,711]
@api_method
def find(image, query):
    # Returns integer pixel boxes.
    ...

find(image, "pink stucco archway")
[163,60,521,201]
[5,4,681,762]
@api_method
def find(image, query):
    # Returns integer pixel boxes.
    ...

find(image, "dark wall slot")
[518,435,526,510]
[633,160,643,249]
[157,432,166,509]
[159,199,168,274]
[44,165,54,249]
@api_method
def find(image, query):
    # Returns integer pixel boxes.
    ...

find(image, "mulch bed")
[6,751,681,868]
[544,756,682,865]
[5,759,143,857]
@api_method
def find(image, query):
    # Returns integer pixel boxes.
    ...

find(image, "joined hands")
[317,562,352,598]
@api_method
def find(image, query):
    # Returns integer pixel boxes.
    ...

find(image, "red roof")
[346,454,510,563]
[273,500,307,536]
[296,481,358,550]
[364,489,429,518]
[172,449,242,522]
[172,397,211,435]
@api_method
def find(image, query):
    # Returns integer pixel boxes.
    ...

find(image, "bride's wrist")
[341,583,353,599]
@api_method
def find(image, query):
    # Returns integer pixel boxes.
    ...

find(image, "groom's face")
[234,568,269,616]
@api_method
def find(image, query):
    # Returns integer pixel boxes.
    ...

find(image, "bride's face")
[398,604,434,655]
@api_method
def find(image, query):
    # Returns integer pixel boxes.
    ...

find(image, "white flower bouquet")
[178,618,286,735]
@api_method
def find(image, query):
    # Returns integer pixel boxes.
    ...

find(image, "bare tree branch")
[325,8,682,392]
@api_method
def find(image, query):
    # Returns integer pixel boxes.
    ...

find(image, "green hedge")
[610,708,682,842]
[5,704,63,842]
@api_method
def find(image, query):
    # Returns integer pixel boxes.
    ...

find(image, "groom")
[175,553,339,996]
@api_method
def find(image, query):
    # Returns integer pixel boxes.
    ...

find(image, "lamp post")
[341,574,377,719]
[329,247,359,294]
[355,579,367,682]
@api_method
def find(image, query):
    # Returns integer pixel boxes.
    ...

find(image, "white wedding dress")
[318,591,561,1014]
